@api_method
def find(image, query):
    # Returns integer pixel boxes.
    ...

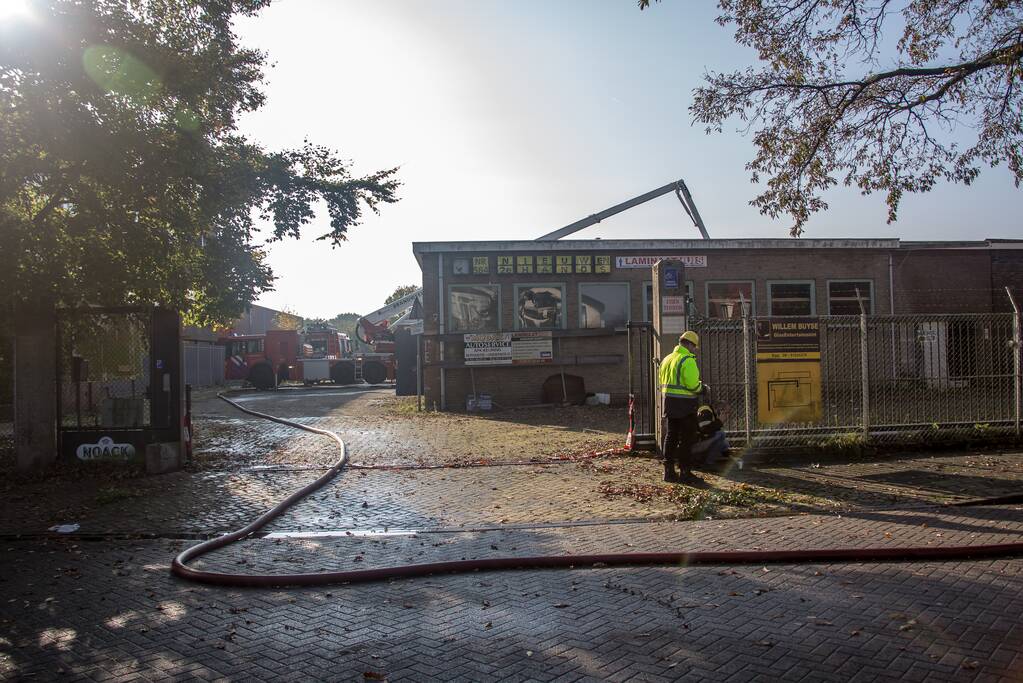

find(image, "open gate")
[626,321,656,450]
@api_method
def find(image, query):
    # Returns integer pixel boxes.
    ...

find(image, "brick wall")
[419,247,894,409]
[891,250,993,314]
[417,244,1016,409]
[991,250,1023,312]
[420,248,892,326]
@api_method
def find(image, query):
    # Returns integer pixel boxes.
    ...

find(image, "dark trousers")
[662,413,699,472]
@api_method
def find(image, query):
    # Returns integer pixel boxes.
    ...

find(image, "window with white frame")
[644,281,694,321]
[768,281,816,316]
[706,281,754,319]
[581,283,631,329]
[448,284,501,333]
[514,284,565,330]
[828,280,873,315]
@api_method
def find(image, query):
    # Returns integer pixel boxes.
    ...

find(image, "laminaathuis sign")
[755,319,822,424]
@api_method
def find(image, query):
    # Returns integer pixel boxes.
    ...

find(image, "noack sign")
[75,436,136,461]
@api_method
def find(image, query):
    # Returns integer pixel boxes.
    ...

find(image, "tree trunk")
[15,301,57,471]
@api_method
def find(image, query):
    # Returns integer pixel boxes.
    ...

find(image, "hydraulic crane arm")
[535,179,710,241]
[355,288,423,344]
[358,288,423,326]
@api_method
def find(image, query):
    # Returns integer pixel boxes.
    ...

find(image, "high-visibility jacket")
[659,345,702,398]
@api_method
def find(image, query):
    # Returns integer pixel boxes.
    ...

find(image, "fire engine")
[219,288,422,390]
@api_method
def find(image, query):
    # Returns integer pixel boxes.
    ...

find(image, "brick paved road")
[5,386,1022,536]
[2,505,1023,681]
[3,386,1023,681]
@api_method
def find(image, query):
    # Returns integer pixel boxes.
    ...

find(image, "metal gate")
[626,321,656,450]
[394,328,418,396]
[689,309,1022,448]
[183,341,225,387]
[57,307,181,462]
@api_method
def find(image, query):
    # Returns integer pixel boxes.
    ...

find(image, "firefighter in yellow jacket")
[658,331,707,484]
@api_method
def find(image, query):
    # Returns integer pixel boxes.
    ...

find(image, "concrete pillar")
[14,302,57,471]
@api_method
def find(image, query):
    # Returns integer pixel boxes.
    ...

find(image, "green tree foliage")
[304,312,363,348]
[273,307,303,331]
[641,0,1023,236]
[0,0,400,325]
[385,284,419,305]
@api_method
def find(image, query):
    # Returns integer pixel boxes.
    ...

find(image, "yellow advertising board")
[755,318,822,424]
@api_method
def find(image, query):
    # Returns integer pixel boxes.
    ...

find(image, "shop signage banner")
[510,331,553,364]
[464,332,553,366]
[616,255,707,268]
[464,333,512,365]
[755,318,822,424]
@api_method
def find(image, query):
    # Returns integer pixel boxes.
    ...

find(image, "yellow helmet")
[679,330,700,348]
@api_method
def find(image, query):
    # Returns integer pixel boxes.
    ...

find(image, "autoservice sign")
[615,255,707,268]
[464,333,512,365]
[464,332,553,366]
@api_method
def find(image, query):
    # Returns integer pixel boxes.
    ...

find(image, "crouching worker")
[658,331,707,486]
[692,404,732,469]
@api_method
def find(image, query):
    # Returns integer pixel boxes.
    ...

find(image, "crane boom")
[535,179,710,241]
[359,288,422,326]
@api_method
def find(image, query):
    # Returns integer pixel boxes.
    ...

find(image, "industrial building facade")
[412,238,1023,410]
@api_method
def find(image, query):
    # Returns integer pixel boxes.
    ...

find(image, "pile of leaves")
[598,481,789,519]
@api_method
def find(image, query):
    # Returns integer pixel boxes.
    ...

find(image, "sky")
[234,0,1022,319]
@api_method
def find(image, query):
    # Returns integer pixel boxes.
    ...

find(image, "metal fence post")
[860,313,870,434]
[741,301,752,446]
[1007,287,1022,440]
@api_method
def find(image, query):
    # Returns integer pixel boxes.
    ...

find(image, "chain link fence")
[692,310,1022,451]
[57,309,152,429]
[0,334,12,463]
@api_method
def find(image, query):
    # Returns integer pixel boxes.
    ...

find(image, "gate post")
[1007,287,1022,440]
[14,300,58,471]
[860,312,870,435]
[651,259,688,452]
[742,303,752,446]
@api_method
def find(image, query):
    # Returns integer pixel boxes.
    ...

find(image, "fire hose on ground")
[171,393,1023,588]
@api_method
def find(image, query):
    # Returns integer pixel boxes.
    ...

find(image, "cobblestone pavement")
[2,505,1023,681]
[3,386,1023,681]
[3,386,1022,536]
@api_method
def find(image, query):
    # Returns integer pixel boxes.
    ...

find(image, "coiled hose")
[172,393,1023,588]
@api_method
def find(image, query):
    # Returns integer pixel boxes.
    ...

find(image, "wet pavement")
[2,385,1023,681]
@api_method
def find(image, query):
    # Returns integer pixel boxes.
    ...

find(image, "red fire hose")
[171,394,1023,588]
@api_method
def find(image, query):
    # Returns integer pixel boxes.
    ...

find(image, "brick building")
[412,238,1023,410]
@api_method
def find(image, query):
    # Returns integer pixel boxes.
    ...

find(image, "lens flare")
[0,0,31,20]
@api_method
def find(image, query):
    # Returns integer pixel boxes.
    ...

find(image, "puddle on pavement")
[263,529,419,539]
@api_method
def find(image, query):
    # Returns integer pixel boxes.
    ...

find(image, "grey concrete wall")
[14,303,57,471]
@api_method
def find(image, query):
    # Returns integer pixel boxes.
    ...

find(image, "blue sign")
[664,267,680,290]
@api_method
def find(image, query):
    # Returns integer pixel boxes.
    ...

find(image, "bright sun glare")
[0,0,31,20]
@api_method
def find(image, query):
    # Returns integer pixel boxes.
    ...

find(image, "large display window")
[514,284,565,330]
[580,282,631,329]
[448,284,501,333]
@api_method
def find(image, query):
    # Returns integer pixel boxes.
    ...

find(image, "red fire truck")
[220,327,381,389]
[219,289,422,390]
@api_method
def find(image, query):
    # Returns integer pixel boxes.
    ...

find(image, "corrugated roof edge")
[900,239,1023,249]
[411,238,902,264]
